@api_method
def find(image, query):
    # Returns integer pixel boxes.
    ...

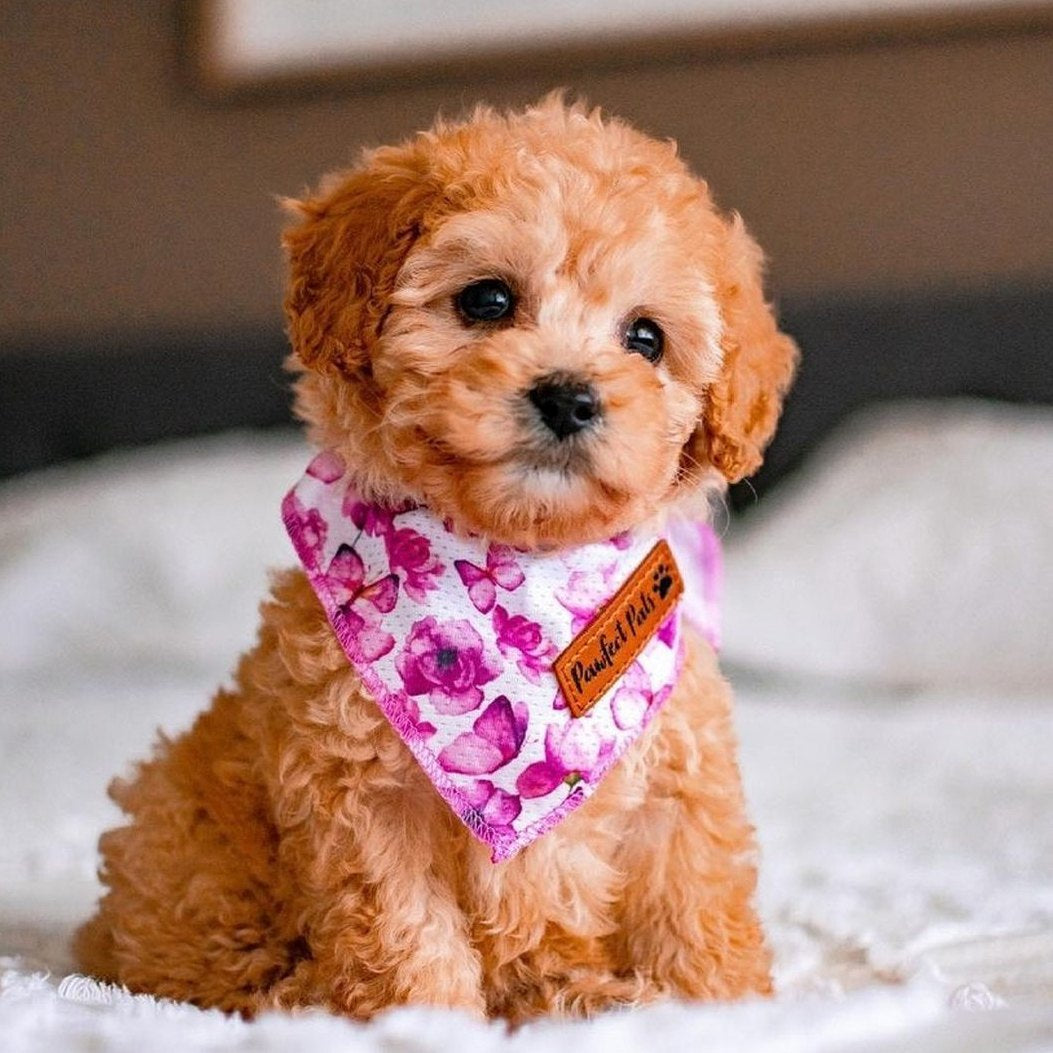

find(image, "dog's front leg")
[609,642,772,1001]
[258,683,485,1016]
[248,575,487,1019]
[267,774,486,1019]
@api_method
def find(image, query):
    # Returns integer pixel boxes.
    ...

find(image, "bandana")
[282,450,721,862]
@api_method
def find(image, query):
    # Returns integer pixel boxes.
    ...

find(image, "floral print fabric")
[282,450,721,862]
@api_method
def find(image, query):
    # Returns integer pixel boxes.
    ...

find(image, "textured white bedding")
[2,402,1051,1051]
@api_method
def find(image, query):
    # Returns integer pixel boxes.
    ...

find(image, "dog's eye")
[456,279,515,322]
[623,317,664,363]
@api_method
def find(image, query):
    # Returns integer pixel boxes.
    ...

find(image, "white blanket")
[2,403,1052,1051]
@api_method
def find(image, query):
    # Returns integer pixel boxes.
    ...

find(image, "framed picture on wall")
[189,0,1044,97]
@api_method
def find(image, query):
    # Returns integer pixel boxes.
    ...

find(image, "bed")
[2,399,1051,1051]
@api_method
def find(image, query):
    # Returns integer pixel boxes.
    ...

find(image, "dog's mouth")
[514,432,595,476]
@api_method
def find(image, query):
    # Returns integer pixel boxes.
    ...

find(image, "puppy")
[75,96,797,1022]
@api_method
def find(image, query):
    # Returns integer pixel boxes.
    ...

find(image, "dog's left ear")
[695,214,799,483]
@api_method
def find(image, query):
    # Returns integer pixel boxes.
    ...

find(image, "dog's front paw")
[503,970,666,1023]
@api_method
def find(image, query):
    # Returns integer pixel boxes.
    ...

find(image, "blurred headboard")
[748,283,1053,503]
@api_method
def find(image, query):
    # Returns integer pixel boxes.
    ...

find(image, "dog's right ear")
[281,142,436,374]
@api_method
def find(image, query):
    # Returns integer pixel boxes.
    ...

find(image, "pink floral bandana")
[282,450,721,862]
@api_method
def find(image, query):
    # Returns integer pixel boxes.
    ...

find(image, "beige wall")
[2,2,1052,345]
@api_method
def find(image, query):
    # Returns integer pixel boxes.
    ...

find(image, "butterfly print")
[454,545,525,613]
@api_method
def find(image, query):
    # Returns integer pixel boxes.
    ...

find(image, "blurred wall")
[2,2,1052,346]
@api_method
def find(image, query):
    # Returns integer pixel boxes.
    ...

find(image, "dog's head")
[284,97,797,549]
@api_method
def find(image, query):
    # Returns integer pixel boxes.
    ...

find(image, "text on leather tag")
[554,539,683,718]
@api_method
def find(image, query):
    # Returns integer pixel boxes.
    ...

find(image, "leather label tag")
[554,539,683,718]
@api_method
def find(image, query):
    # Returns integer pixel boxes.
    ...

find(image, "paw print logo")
[652,563,674,601]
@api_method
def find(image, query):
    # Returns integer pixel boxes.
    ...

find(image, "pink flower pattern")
[555,564,621,634]
[493,605,557,684]
[396,616,502,715]
[285,495,327,570]
[610,662,653,731]
[343,497,400,537]
[517,721,616,799]
[385,526,444,603]
[306,449,346,484]
[463,780,521,840]
[388,691,437,740]
[282,454,720,862]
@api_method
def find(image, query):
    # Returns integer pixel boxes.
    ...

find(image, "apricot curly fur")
[76,94,795,1021]
[698,214,800,483]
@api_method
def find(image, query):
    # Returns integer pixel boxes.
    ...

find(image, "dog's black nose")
[527,377,602,439]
